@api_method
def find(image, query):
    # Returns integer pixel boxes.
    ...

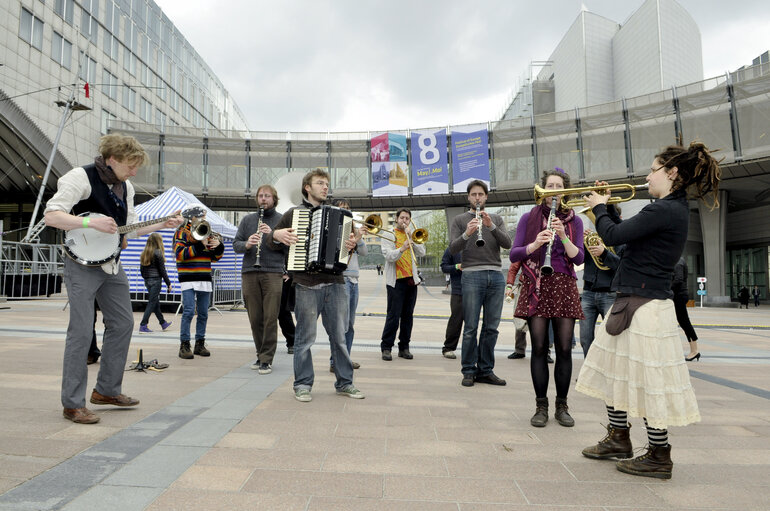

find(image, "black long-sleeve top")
[440,248,462,296]
[592,190,688,299]
[140,249,171,286]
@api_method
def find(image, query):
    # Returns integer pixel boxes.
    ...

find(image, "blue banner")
[411,128,448,195]
[450,126,490,192]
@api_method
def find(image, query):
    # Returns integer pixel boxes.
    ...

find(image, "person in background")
[753,285,761,307]
[138,232,172,333]
[510,168,584,428]
[505,261,528,360]
[672,257,700,362]
[330,198,367,372]
[579,207,622,357]
[174,210,224,359]
[279,271,296,353]
[577,142,721,479]
[738,285,750,309]
[440,247,463,359]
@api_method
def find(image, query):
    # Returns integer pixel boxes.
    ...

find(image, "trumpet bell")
[363,214,383,234]
[191,219,211,241]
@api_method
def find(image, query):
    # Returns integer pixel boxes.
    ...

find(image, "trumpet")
[474,201,485,247]
[534,182,648,209]
[190,218,222,244]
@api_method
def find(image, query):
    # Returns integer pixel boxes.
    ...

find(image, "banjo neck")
[116,214,177,235]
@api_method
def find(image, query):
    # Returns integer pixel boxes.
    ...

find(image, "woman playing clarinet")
[510,168,584,428]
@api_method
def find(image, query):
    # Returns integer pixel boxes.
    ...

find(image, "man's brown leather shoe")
[63,407,100,424]
[90,389,140,407]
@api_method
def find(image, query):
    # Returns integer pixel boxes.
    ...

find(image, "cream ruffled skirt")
[576,299,701,429]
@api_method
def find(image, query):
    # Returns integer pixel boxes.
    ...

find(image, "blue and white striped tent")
[121,186,243,302]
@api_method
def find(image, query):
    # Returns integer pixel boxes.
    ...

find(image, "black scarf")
[94,155,126,200]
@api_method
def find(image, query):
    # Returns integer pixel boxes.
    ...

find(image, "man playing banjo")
[45,134,182,424]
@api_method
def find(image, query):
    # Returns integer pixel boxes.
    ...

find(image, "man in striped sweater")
[174,211,225,359]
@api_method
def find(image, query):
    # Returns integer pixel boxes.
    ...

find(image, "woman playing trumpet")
[510,168,584,428]
[576,142,720,480]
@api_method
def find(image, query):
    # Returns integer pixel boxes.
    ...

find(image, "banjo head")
[63,213,121,266]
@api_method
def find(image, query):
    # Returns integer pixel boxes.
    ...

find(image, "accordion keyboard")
[287,209,311,271]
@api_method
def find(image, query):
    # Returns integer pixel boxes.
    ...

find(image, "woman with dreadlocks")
[576,142,721,479]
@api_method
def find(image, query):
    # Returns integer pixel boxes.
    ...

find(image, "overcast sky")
[153,0,768,133]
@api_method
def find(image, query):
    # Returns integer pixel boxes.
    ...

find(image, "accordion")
[287,205,353,274]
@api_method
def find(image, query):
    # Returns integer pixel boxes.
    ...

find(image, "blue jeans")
[294,283,352,391]
[579,290,616,357]
[180,288,211,342]
[461,270,505,376]
[331,278,358,367]
[140,278,165,326]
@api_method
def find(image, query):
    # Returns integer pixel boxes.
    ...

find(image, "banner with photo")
[450,125,490,193]
[410,128,448,195]
[371,132,408,197]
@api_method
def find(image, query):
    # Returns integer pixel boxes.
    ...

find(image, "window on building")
[140,97,152,122]
[123,84,136,113]
[103,1,120,61]
[78,52,97,85]
[54,0,75,25]
[80,0,99,43]
[100,109,117,134]
[155,108,166,130]
[20,8,44,50]
[102,69,118,100]
[51,31,72,69]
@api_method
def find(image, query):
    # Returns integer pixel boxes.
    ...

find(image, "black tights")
[528,316,575,399]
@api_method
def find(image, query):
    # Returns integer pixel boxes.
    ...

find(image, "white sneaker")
[250,360,259,370]
[443,351,457,359]
[258,363,272,375]
[294,388,312,402]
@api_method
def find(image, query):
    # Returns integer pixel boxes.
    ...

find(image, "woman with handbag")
[576,142,721,479]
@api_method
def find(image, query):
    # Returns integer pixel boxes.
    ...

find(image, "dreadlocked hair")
[655,141,722,210]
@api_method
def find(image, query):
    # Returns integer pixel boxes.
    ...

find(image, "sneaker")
[461,375,475,387]
[139,324,152,334]
[160,321,173,331]
[250,360,260,370]
[443,351,457,359]
[382,350,392,361]
[508,352,525,359]
[258,363,272,375]
[336,385,365,399]
[294,388,312,402]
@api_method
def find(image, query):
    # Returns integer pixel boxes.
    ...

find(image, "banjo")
[63,209,196,266]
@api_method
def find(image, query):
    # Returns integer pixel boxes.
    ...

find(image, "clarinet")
[252,207,264,268]
[475,201,485,247]
[540,200,558,276]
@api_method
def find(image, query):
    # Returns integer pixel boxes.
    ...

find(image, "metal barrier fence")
[123,265,242,307]
[0,241,63,299]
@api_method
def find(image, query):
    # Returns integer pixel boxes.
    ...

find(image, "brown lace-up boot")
[582,424,633,459]
[616,444,673,479]
[530,397,549,427]
[194,339,210,357]
[554,397,574,427]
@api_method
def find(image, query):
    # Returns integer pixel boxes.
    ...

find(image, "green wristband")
[82,217,90,228]
[560,237,568,244]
